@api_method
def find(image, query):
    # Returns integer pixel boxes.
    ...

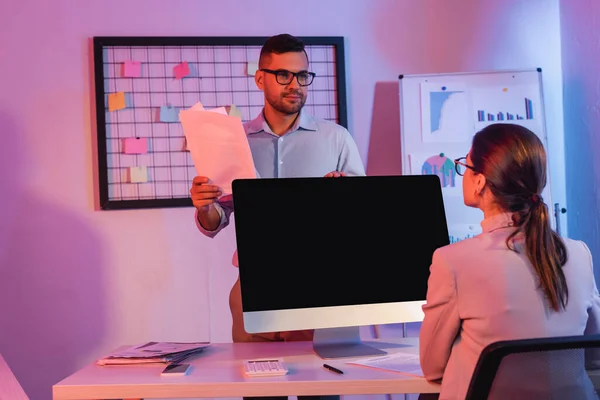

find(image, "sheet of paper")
[184,100,203,152]
[174,61,190,79]
[130,166,148,183]
[123,137,148,154]
[108,91,126,111]
[207,106,228,115]
[123,61,141,77]
[347,351,424,377]
[409,152,463,197]
[96,342,210,365]
[420,81,471,143]
[179,102,256,195]
[110,342,210,358]
[160,105,180,122]
[191,102,205,111]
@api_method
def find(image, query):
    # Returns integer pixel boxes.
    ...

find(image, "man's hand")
[324,171,346,178]
[190,176,222,210]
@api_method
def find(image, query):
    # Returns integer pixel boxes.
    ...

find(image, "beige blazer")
[420,212,600,400]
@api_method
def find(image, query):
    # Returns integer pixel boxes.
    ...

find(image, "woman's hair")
[470,123,568,311]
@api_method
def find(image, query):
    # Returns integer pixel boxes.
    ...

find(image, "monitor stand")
[312,326,387,359]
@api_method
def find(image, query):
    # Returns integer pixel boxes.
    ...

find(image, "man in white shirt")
[189,33,365,400]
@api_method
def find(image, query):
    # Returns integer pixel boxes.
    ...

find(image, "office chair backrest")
[465,334,600,400]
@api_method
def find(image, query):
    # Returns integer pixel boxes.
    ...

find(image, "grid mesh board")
[93,36,347,210]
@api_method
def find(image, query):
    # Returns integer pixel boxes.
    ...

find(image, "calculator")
[243,359,289,377]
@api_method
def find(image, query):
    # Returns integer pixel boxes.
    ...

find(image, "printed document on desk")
[347,351,424,377]
[180,102,256,196]
[96,342,210,366]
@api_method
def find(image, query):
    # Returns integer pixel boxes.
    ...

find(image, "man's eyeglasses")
[259,69,316,86]
[454,156,478,176]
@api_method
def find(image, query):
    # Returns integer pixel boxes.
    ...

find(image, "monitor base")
[312,326,387,359]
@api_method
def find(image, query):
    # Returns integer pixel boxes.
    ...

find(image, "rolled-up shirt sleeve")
[194,199,234,238]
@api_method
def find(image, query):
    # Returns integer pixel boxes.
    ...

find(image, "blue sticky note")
[160,106,180,123]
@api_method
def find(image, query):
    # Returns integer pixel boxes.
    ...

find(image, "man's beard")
[267,91,306,115]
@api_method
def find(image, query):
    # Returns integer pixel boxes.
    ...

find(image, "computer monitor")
[231,175,450,359]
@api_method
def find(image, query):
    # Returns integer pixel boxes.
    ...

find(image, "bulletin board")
[399,68,556,239]
[93,36,347,210]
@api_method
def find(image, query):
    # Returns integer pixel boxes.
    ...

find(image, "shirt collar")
[480,212,515,233]
[246,108,318,135]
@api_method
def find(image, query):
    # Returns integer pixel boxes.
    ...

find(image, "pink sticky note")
[174,61,190,79]
[123,61,141,77]
[123,137,148,154]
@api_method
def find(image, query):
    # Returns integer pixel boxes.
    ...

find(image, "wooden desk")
[53,338,440,399]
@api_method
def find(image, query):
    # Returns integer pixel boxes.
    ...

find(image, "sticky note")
[228,104,243,119]
[246,61,258,76]
[108,92,126,111]
[123,61,141,77]
[123,137,148,154]
[174,61,190,79]
[160,105,180,122]
[130,166,148,183]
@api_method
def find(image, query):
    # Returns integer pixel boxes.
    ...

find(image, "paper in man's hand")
[180,102,256,195]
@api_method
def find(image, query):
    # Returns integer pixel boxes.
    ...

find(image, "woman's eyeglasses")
[454,156,478,176]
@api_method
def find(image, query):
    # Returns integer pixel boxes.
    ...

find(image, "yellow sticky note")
[108,92,126,111]
[130,166,148,183]
[228,104,243,119]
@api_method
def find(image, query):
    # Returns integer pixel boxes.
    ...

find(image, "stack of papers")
[96,342,210,366]
[179,102,256,196]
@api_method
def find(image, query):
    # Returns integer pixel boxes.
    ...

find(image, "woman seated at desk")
[419,123,600,399]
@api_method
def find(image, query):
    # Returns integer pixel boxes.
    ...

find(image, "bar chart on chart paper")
[471,85,541,129]
[476,97,534,122]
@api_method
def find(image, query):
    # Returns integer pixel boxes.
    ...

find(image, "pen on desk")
[323,363,344,374]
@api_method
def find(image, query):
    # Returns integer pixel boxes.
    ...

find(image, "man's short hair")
[259,34,308,67]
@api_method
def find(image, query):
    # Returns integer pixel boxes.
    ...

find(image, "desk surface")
[53,337,440,400]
